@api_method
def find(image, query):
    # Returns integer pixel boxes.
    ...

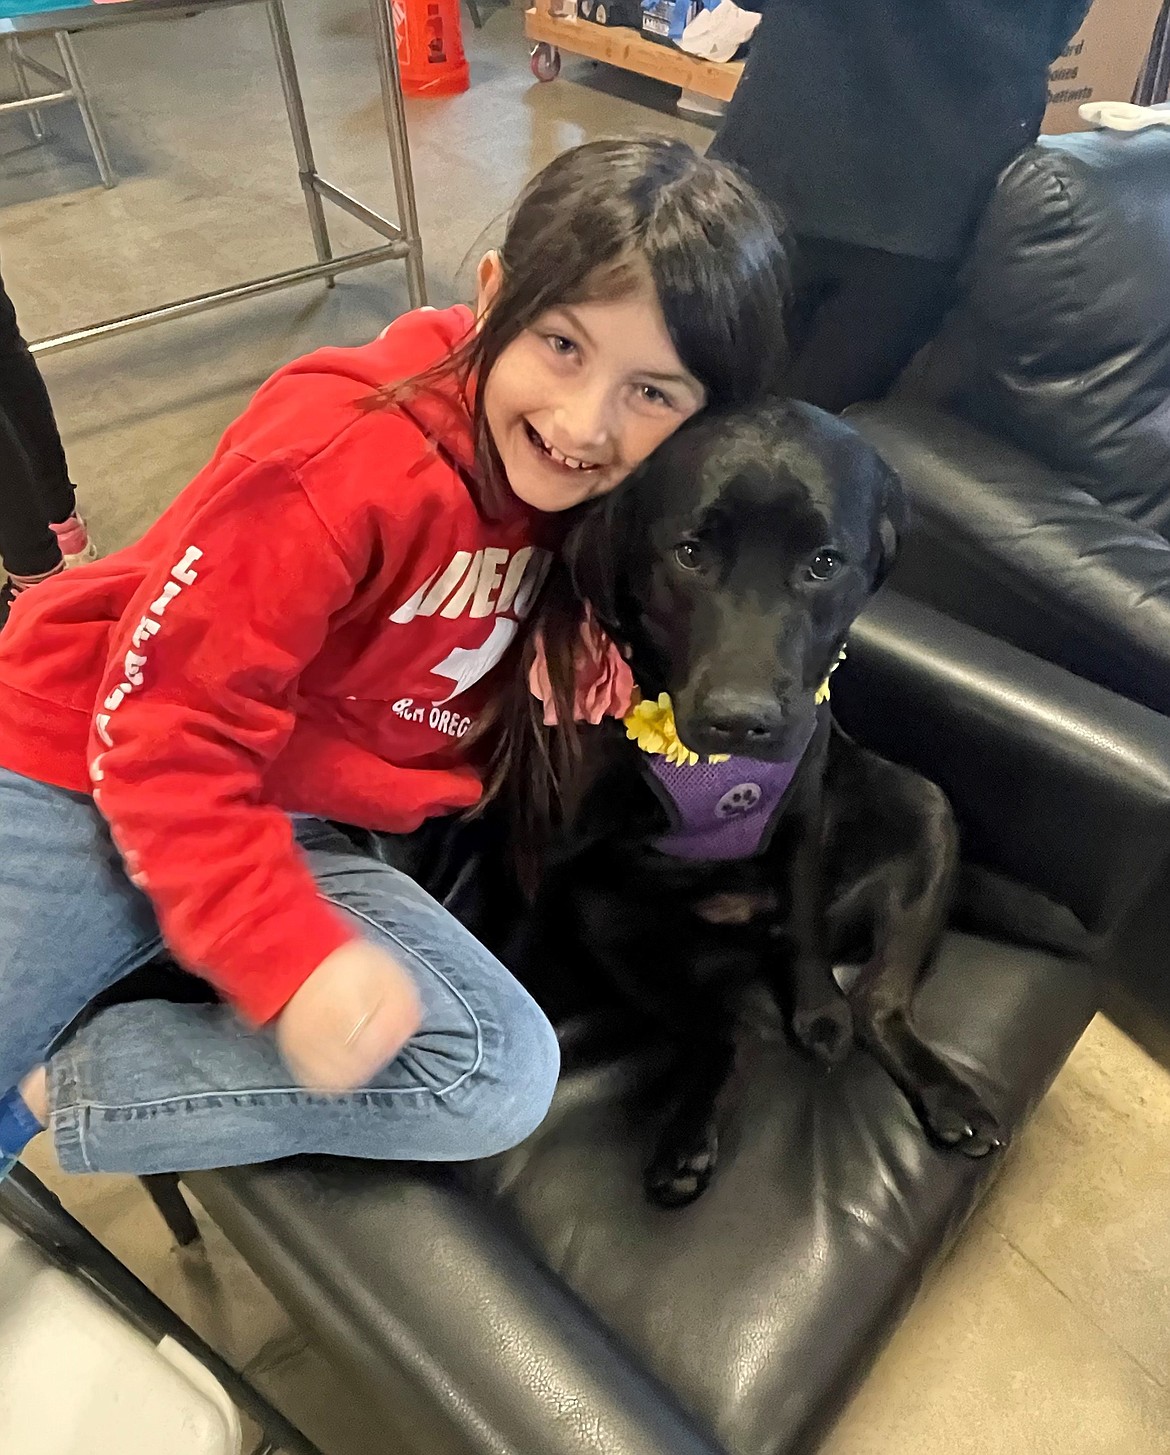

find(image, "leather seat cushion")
[190,930,1096,1455]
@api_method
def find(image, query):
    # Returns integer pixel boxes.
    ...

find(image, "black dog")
[522,400,1002,1207]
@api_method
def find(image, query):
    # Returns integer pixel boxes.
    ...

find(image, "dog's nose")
[699,693,787,749]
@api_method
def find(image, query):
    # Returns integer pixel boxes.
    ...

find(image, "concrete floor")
[4,3,1170,1451]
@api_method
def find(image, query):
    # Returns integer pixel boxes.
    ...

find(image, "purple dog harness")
[645,714,821,862]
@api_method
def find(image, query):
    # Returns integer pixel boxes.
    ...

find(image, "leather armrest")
[836,591,1170,952]
[849,400,1170,717]
[185,1162,726,1455]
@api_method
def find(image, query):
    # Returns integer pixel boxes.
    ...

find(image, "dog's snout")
[700,692,787,748]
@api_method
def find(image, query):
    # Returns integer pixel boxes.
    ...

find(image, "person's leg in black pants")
[0,268,91,626]
[787,237,958,414]
[0,281,66,579]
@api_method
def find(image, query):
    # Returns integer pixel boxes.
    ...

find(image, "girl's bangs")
[563,251,649,308]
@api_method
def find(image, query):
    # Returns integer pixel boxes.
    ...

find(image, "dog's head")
[565,400,906,762]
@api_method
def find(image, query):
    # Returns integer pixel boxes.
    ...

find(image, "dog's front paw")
[645,1126,719,1208]
[792,996,854,1066]
[919,1078,1005,1159]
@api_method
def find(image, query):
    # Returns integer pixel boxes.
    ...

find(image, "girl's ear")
[475,251,504,323]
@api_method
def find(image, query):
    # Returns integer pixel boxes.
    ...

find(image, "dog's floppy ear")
[561,483,633,635]
[872,457,908,589]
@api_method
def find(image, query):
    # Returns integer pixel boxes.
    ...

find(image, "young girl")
[0,137,792,1182]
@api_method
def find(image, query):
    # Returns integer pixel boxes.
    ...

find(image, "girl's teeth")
[549,444,591,471]
[529,423,596,471]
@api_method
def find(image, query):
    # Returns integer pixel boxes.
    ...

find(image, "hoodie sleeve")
[88,455,366,1024]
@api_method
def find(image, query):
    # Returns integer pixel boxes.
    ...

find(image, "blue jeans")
[0,767,559,1176]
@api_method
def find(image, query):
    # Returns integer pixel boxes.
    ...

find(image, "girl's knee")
[486,986,561,1154]
[433,977,560,1161]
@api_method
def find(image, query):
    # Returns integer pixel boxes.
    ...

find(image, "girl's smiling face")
[477,252,706,514]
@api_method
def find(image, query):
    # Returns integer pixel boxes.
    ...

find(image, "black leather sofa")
[847,127,1170,1046]
[852,128,1170,717]
[187,590,1170,1455]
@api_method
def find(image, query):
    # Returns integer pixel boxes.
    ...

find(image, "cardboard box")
[1043,0,1163,133]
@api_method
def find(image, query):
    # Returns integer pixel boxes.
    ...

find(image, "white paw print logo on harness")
[715,782,763,820]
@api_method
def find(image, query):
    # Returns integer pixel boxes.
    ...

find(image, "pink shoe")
[50,513,98,569]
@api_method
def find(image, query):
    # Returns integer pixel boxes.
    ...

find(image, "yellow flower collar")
[623,693,724,767]
[622,650,844,767]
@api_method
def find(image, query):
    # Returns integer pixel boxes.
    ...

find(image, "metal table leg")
[369,0,427,308]
[27,0,427,354]
[54,29,116,189]
[266,0,336,287]
[8,37,46,141]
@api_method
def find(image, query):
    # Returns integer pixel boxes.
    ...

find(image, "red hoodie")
[0,306,552,1023]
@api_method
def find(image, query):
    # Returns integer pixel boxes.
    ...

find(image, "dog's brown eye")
[674,541,703,571]
[808,549,842,582]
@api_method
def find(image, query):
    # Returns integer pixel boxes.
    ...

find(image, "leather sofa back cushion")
[914,130,1170,536]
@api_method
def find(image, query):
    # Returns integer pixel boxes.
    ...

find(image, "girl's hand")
[275,942,423,1092]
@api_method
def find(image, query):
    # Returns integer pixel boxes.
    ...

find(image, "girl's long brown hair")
[375,138,795,876]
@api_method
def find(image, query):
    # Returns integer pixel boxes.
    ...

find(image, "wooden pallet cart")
[525,0,743,101]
